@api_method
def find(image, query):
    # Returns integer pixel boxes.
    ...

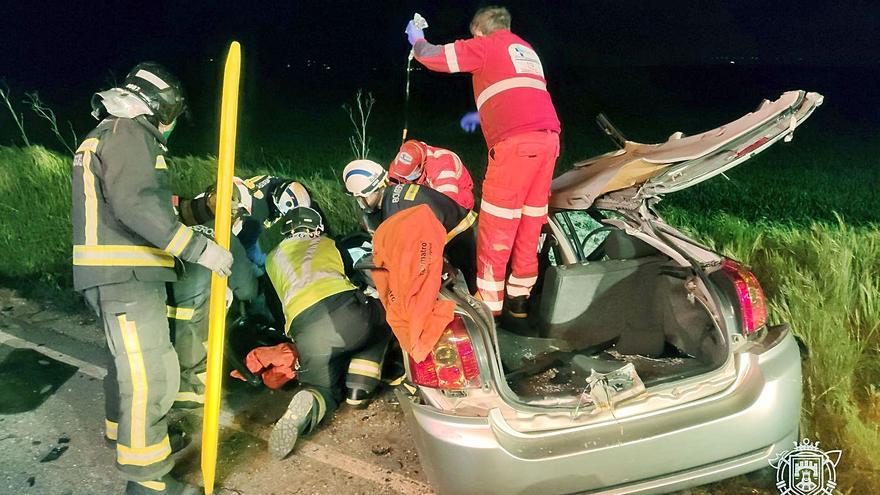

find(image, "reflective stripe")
[477,277,505,291]
[480,200,522,220]
[522,204,548,217]
[196,371,207,385]
[306,388,326,424]
[117,315,147,450]
[164,225,193,257]
[73,245,175,267]
[444,43,460,73]
[348,359,381,380]
[154,155,168,169]
[436,184,459,194]
[175,391,205,404]
[436,170,459,180]
[134,69,170,90]
[117,436,172,466]
[166,306,194,320]
[476,77,548,110]
[483,299,504,312]
[137,481,166,491]
[81,148,99,245]
[508,274,538,287]
[446,210,477,244]
[346,398,366,405]
[105,419,119,441]
[507,285,531,297]
[77,138,99,153]
[404,184,420,201]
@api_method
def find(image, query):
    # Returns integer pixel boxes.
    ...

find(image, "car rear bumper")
[398,333,801,495]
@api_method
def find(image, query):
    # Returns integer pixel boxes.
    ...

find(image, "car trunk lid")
[549,90,823,209]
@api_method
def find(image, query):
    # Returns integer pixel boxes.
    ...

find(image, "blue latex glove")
[244,241,267,270]
[405,20,425,46]
[460,111,481,133]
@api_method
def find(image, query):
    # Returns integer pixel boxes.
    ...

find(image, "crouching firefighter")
[72,63,234,495]
[266,206,390,460]
[166,216,259,409]
[343,159,478,292]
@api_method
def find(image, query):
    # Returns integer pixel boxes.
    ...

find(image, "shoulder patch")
[155,155,168,169]
[404,184,421,201]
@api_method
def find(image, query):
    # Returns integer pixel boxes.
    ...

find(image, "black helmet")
[123,62,186,125]
[281,206,324,237]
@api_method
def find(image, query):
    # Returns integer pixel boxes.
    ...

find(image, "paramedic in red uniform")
[406,6,561,318]
[388,139,475,210]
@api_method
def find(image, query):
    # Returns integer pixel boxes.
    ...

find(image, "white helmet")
[272,181,311,216]
[343,160,387,198]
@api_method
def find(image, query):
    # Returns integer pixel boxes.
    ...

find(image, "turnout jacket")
[379,183,477,244]
[71,116,207,291]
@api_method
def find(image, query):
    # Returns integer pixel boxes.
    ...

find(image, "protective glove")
[197,240,233,277]
[245,241,267,269]
[405,19,425,46]
[460,111,481,133]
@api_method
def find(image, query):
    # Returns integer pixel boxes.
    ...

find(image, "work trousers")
[167,303,207,408]
[476,130,560,313]
[446,228,477,293]
[291,291,388,430]
[83,279,178,482]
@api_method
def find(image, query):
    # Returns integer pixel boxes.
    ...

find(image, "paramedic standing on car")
[407,6,561,318]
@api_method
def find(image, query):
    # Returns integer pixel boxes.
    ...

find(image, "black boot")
[346,387,374,409]
[505,295,529,319]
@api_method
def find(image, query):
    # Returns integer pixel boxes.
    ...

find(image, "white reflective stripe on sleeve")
[476,77,548,110]
[444,44,460,73]
[521,204,548,217]
[508,274,538,287]
[477,277,505,291]
[481,200,522,220]
[135,69,170,89]
[436,170,458,180]
[436,184,459,194]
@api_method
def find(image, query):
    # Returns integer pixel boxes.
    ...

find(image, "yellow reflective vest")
[266,235,356,334]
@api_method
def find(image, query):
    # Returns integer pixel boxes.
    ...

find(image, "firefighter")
[342,159,477,292]
[266,206,390,460]
[178,176,312,270]
[73,63,233,495]
[406,6,561,318]
[167,215,259,409]
[388,139,475,209]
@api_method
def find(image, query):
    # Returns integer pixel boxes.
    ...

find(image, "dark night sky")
[3,1,878,153]
[4,1,878,90]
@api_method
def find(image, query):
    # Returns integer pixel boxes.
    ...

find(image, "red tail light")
[408,316,481,390]
[720,259,768,335]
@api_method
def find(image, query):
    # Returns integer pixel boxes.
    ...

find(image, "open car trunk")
[498,228,726,404]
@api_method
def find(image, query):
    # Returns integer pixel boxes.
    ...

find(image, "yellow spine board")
[201,41,241,495]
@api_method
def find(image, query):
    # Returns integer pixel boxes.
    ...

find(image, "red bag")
[230,343,299,389]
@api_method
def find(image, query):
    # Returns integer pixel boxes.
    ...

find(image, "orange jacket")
[373,205,455,362]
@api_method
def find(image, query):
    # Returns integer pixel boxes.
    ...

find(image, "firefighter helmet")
[343,160,387,197]
[281,206,324,237]
[121,62,187,125]
[388,140,428,183]
[272,181,312,216]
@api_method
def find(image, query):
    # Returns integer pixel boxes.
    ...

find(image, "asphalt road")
[0,288,431,495]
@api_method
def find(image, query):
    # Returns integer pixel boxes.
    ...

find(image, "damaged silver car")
[389,90,823,494]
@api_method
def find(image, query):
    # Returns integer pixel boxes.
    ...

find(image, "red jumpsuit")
[414,29,561,313]
[389,141,475,209]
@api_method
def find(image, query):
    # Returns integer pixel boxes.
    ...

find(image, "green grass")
[0,141,877,492]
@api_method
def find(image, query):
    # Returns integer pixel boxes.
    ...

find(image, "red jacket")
[417,145,475,210]
[414,29,560,147]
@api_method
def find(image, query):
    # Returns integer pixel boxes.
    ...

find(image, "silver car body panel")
[398,333,801,495]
